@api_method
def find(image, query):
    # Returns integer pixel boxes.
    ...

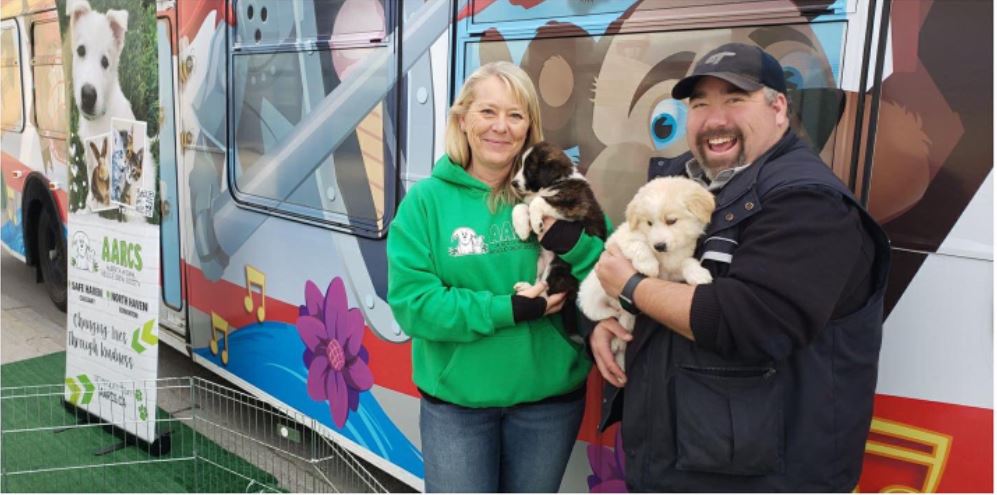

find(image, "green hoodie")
[387,155,605,407]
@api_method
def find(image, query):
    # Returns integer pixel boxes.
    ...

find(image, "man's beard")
[694,128,748,178]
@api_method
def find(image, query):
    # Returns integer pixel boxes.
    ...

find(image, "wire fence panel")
[1,377,386,493]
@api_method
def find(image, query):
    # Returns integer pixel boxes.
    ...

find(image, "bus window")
[1,21,23,132]
[463,21,846,225]
[31,19,67,137]
[235,0,386,46]
[229,0,395,237]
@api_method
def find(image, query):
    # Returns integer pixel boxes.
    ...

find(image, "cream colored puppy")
[578,177,715,370]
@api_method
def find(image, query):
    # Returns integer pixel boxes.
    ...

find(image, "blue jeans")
[420,394,586,493]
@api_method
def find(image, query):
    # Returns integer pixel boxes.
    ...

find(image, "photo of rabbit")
[84,134,113,211]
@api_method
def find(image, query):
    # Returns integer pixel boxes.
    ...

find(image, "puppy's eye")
[646,220,653,227]
[101,56,109,69]
[665,218,677,226]
[77,45,85,57]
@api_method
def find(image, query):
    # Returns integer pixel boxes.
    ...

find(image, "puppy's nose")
[81,84,97,113]
[654,242,668,252]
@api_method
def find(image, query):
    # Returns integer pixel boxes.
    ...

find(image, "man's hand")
[590,318,630,387]
[595,244,638,299]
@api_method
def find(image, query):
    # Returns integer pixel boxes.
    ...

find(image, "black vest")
[600,132,891,492]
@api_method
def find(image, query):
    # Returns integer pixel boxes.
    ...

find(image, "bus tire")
[37,207,67,312]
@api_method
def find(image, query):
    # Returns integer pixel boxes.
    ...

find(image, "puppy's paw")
[610,338,627,372]
[512,204,531,241]
[633,257,661,278]
[610,336,624,355]
[513,281,534,293]
[530,213,545,237]
[682,263,713,286]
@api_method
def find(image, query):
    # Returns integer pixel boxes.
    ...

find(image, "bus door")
[157,14,186,339]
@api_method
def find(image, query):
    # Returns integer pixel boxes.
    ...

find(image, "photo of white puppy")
[578,177,715,370]
[67,0,133,142]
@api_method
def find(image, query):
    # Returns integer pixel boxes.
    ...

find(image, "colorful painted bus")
[1,0,991,491]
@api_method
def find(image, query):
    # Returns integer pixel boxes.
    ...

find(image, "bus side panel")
[2,12,69,261]
[176,0,434,488]
[860,0,993,491]
[166,0,993,492]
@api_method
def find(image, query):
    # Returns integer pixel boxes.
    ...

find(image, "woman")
[387,61,605,492]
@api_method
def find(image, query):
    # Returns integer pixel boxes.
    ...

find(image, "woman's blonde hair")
[445,61,544,210]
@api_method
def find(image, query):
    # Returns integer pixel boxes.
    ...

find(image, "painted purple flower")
[587,429,628,493]
[296,277,374,428]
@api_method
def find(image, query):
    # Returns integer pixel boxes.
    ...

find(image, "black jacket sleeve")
[689,186,874,362]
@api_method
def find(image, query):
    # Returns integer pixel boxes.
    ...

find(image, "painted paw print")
[138,404,148,421]
[134,390,143,401]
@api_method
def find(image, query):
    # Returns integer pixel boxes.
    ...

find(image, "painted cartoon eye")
[77,45,85,57]
[101,56,109,69]
[783,66,804,91]
[648,99,687,150]
[777,50,833,90]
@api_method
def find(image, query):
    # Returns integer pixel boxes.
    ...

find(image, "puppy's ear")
[521,145,535,166]
[67,0,92,26]
[686,189,716,225]
[625,200,642,231]
[106,9,129,49]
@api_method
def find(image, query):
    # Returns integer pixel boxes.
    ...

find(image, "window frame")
[29,16,67,139]
[156,14,184,311]
[1,19,25,133]
[225,0,399,239]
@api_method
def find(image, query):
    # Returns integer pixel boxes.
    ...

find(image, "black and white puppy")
[510,141,608,299]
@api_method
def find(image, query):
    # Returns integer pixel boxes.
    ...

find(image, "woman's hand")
[515,281,567,315]
[538,217,557,240]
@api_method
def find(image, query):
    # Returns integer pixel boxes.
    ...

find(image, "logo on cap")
[703,51,737,65]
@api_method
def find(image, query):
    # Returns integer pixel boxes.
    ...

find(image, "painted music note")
[209,311,230,365]
[861,417,952,492]
[243,265,266,322]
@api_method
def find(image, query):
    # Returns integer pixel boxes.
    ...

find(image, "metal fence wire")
[0,377,388,493]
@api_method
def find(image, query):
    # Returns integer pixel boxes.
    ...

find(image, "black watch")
[619,273,647,315]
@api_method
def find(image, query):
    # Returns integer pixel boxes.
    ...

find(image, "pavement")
[1,252,66,364]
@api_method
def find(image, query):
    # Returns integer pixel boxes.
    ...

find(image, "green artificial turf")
[0,352,281,493]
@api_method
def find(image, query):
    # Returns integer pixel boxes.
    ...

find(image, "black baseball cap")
[672,42,787,100]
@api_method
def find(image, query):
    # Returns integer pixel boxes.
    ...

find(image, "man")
[586,43,891,492]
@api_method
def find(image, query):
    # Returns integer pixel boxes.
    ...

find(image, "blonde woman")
[387,62,605,492]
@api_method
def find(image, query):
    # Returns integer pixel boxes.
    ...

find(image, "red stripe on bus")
[1,152,31,193]
[179,0,231,41]
[860,394,993,492]
[0,152,66,222]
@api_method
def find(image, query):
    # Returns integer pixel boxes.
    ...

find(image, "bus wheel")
[38,208,67,312]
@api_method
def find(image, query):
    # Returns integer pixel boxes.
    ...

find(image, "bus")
[1,0,991,491]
